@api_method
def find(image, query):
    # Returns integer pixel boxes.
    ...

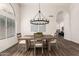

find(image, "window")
[0,15,6,40]
[38,25,46,32]
[0,15,15,40]
[31,24,38,32]
[7,18,15,38]
[31,24,46,32]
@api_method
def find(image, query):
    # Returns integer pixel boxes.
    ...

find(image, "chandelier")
[30,4,49,25]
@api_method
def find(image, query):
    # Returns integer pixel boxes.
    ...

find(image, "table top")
[19,35,54,40]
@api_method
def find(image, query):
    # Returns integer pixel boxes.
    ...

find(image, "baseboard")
[0,42,18,53]
[65,39,79,45]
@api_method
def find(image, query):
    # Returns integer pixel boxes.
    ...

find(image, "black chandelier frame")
[30,4,49,25]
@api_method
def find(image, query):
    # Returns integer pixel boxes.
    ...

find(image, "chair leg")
[34,47,36,56]
[0,52,1,56]
[25,40,27,51]
[48,43,51,51]
[42,47,43,55]
[29,41,31,48]
[56,43,59,49]
[17,42,19,50]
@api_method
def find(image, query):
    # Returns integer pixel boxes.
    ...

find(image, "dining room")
[0,3,79,56]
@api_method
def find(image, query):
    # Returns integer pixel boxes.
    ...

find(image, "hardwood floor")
[1,37,79,56]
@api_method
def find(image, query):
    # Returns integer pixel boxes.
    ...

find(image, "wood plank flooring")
[1,37,79,56]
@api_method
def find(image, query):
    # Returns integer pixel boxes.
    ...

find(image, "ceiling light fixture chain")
[30,3,49,25]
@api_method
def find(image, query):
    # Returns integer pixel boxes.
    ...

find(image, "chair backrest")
[34,32,43,38]
[34,32,43,41]
[17,33,21,38]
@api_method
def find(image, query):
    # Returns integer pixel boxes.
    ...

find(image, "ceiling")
[19,3,70,7]
[19,3,70,23]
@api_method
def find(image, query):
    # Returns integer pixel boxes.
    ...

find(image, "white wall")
[63,3,79,43]
[15,4,21,33]
[0,4,20,52]
[69,3,79,43]
[20,3,69,35]
[64,12,71,40]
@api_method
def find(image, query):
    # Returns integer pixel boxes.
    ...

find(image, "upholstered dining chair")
[29,32,43,48]
[17,33,26,49]
[33,32,44,55]
[48,37,58,51]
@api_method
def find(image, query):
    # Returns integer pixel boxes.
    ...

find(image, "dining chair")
[29,32,43,48]
[33,32,44,56]
[17,33,26,49]
[48,37,58,51]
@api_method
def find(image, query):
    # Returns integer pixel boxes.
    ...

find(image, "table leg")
[25,40,28,51]
[26,40,30,51]
[48,40,51,51]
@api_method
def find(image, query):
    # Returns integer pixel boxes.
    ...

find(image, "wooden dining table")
[18,35,54,51]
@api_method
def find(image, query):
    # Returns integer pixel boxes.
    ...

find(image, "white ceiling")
[19,3,70,23]
[20,3,70,7]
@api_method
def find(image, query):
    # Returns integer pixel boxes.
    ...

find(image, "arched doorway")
[56,11,64,37]
[56,11,71,40]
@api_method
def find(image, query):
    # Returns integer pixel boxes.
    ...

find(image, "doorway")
[56,11,71,39]
[56,11,64,37]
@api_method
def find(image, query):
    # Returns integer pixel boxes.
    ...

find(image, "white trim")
[0,11,14,19]
[6,14,7,40]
